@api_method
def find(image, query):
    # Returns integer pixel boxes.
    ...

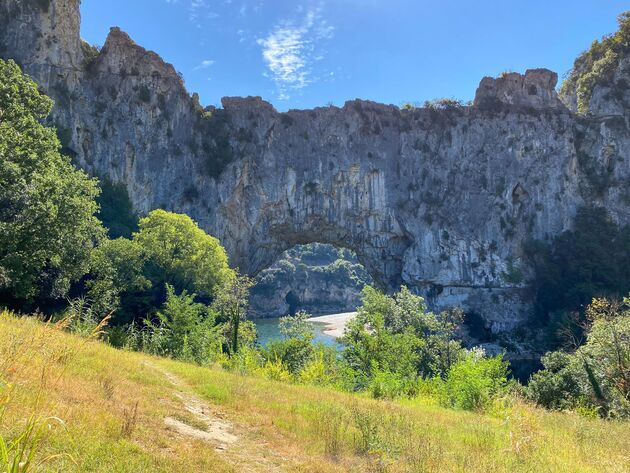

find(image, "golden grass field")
[1,310,629,472]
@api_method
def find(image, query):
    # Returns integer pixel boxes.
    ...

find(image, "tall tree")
[0,59,104,303]
[212,274,253,354]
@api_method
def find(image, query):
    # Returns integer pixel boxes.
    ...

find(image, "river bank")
[306,312,357,338]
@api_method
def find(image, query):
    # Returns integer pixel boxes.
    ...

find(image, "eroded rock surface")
[3,0,630,334]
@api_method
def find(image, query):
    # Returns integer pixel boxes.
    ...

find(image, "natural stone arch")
[5,1,630,336]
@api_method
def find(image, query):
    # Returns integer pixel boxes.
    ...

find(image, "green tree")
[526,206,630,340]
[264,311,316,374]
[212,273,254,354]
[85,209,234,324]
[134,210,233,297]
[85,238,150,317]
[0,59,104,303]
[96,178,138,239]
[342,286,464,393]
[526,296,630,418]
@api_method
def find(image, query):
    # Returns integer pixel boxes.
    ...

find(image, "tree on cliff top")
[560,11,630,113]
[0,59,104,304]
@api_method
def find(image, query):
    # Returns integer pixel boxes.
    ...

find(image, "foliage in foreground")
[217,286,511,413]
[526,296,630,419]
[0,59,104,304]
[2,311,629,473]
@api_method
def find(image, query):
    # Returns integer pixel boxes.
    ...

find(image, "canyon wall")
[3,0,630,333]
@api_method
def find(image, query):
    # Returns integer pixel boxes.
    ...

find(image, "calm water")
[254,318,339,347]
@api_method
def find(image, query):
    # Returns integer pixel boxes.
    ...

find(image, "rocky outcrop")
[474,69,565,110]
[3,0,630,335]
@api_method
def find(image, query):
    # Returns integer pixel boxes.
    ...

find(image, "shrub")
[526,296,630,418]
[560,11,630,113]
[423,98,465,110]
[298,347,340,386]
[258,359,292,382]
[142,285,221,365]
[437,349,510,411]
[263,311,315,374]
[263,338,314,375]
[525,351,583,410]
[368,370,408,400]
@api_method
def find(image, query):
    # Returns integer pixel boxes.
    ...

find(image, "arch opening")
[248,243,373,319]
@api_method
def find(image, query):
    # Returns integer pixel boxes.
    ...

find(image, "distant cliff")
[3,0,630,336]
[249,244,372,318]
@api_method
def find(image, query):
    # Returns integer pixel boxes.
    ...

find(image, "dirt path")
[145,362,293,472]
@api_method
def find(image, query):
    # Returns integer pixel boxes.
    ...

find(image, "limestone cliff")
[3,0,630,336]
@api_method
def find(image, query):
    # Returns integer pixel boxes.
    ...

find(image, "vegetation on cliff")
[560,11,630,113]
[526,206,630,345]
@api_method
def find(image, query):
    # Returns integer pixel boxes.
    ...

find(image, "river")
[253,312,357,347]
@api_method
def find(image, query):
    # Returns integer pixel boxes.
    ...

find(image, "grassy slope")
[1,312,629,472]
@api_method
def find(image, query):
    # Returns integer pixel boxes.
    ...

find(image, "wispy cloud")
[187,0,219,26]
[194,59,215,70]
[257,7,334,100]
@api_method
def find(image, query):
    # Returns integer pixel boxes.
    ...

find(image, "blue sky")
[80,1,629,111]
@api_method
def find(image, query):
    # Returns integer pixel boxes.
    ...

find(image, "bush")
[262,311,315,374]
[263,338,314,375]
[258,359,292,382]
[423,98,465,110]
[524,352,583,410]
[298,347,340,386]
[560,11,630,113]
[526,296,630,418]
[142,284,221,364]
[368,370,409,400]
[437,349,510,411]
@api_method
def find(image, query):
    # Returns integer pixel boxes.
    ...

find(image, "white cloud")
[189,0,213,25]
[194,59,215,70]
[257,7,334,100]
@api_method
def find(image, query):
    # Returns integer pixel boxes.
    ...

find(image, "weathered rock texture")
[3,0,630,333]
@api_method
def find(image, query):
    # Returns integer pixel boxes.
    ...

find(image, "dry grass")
[1,310,629,472]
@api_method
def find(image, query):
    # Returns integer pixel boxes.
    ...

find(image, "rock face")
[3,0,630,334]
[474,69,565,110]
